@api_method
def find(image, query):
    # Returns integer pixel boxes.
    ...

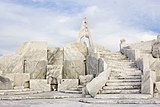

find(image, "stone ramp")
[100,51,142,94]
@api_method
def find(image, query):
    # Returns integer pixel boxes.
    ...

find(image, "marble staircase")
[99,51,142,94]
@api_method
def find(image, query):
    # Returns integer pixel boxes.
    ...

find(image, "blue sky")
[0,0,160,54]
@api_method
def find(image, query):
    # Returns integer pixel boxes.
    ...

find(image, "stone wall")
[63,43,87,79]
[0,41,48,74]
[120,39,156,54]
[25,60,47,79]
[0,40,109,92]
[0,54,23,73]
[63,60,85,79]
[0,41,49,90]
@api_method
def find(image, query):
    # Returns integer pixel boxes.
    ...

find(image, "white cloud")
[0,0,159,54]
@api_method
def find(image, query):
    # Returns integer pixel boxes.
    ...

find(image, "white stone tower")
[77,17,94,48]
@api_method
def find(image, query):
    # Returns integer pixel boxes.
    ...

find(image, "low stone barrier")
[121,48,140,61]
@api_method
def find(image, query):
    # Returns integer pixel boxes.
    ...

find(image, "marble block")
[14,86,24,90]
[14,73,30,86]
[86,52,99,76]
[2,73,30,87]
[63,60,85,79]
[46,65,63,84]
[58,79,78,91]
[64,43,87,61]
[0,76,13,90]
[86,68,111,97]
[150,60,160,81]
[123,49,140,61]
[25,60,47,79]
[156,82,160,93]
[0,41,48,74]
[30,79,51,92]
[152,42,160,58]
[16,41,48,61]
[141,70,155,95]
[2,73,14,82]
[79,75,94,86]
[0,54,23,73]
[98,58,108,74]
[47,48,63,65]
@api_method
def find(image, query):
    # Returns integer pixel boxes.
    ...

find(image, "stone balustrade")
[120,40,156,96]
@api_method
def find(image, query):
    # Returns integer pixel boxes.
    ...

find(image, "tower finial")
[77,17,94,47]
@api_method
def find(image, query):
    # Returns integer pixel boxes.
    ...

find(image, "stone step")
[60,90,82,94]
[111,69,141,73]
[106,59,128,62]
[104,52,123,55]
[108,64,135,67]
[108,64,134,67]
[102,85,140,90]
[104,55,127,58]
[100,55,128,60]
[62,85,83,92]
[105,60,135,67]
[108,64,137,68]
[77,85,84,88]
[108,65,136,68]
[108,79,141,83]
[104,54,127,58]
[107,63,134,66]
[110,72,141,76]
[95,94,151,99]
[106,82,141,86]
[109,75,141,79]
[100,89,140,94]
[110,62,135,65]
[0,88,30,92]
[104,56,126,58]
[103,57,127,60]
[104,57,127,60]
[112,68,140,71]
[108,58,127,60]
[111,69,141,74]
[107,59,131,62]
[0,89,43,95]
[79,98,160,104]
[101,52,122,55]
[107,61,134,65]
[69,87,82,91]
[110,73,141,77]
[103,53,125,56]
[105,54,126,56]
